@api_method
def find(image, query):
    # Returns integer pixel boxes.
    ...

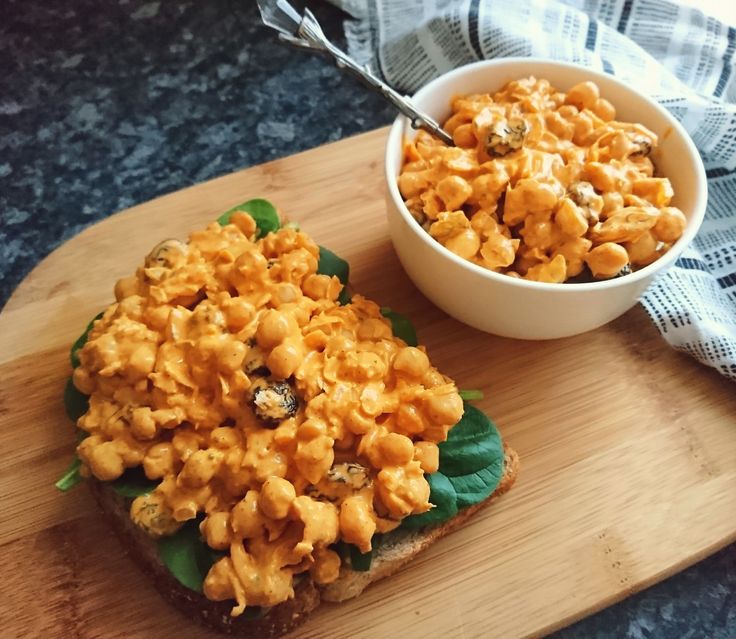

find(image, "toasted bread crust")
[319,444,520,602]
[88,444,519,635]
[89,480,320,637]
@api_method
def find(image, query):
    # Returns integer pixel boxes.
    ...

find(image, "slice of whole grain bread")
[320,444,519,602]
[89,444,518,636]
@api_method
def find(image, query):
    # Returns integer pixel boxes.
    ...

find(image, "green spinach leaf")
[400,472,458,530]
[349,545,373,571]
[380,307,418,347]
[218,198,281,238]
[317,246,349,285]
[111,467,158,498]
[400,404,504,530]
[70,312,103,369]
[317,246,351,305]
[64,377,89,422]
[451,465,504,510]
[435,404,503,477]
[158,520,213,593]
[55,456,83,492]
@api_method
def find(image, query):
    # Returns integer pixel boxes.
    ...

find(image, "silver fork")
[256,0,454,145]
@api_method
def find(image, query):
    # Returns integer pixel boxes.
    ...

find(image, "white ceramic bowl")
[385,58,707,339]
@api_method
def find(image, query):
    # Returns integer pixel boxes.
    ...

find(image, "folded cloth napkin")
[329,0,736,381]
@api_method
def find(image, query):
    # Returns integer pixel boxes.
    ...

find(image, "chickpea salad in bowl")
[398,75,686,283]
[56,198,515,621]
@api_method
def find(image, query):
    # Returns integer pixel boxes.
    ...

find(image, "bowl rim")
[385,57,708,293]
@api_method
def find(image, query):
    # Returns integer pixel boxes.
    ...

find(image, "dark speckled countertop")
[1,1,734,636]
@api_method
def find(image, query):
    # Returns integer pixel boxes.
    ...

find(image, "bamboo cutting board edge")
[1,127,735,639]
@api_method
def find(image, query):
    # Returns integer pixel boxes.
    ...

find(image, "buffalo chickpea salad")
[58,202,491,616]
[398,76,687,283]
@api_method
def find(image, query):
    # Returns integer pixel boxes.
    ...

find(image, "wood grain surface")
[1,128,735,639]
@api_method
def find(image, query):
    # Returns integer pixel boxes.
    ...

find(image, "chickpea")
[88,441,125,480]
[378,433,415,466]
[310,548,341,585]
[625,231,660,266]
[436,175,473,210]
[393,347,430,378]
[266,338,304,379]
[652,207,686,243]
[334,431,355,451]
[555,199,588,237]
[302,273,341,302]
[143,442,177,479]
[398,171,431,199]
[114,436,145,466]
[376,463,431,518]
[424,390,464,426]
[572,112,594,146]
[130,407,157,439]
[297,418,328,440]
[131,493,182,538]
[339,496,376,553]
[452,123,476,148]
[114,275,139,301]
[601,191,625,216]
[258,476,296,519]
[525,254,567,283]
[231,490,264,538]
[217,340,247,373]
[172,500,198,522]
[172,430,201,462]
[357,318,393,341]
[395,403,425,435]
[445,228,481,260]
[414,441,440,474]
[553,237,593,278]
[178,449,223,488]
[585,242,630,278]
[256,310,298,349]
[565,81,600,110]
[344,408,373,435]
[200,511,232,550]
[593,97,616,121]
[503,179,558,226]
[229,211,257,236]
[294,435,334,484]
[222,297,255,331]
[72,366,95,395]
[151,408,182,428]
[127,343,156,380]
[209,426,241,449]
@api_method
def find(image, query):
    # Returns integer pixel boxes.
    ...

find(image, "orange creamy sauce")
[72,212,463,614]
[398,76,687,282]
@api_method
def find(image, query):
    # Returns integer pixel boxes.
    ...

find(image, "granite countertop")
[1,0,734,636]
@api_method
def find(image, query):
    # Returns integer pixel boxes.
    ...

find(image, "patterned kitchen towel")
[329,0,736,381]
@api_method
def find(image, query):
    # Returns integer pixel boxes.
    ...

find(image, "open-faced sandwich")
[56,199,518,637]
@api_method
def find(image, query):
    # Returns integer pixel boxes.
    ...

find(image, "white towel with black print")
[329,0,736,382]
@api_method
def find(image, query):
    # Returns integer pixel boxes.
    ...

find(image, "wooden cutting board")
[1,128,735,639]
